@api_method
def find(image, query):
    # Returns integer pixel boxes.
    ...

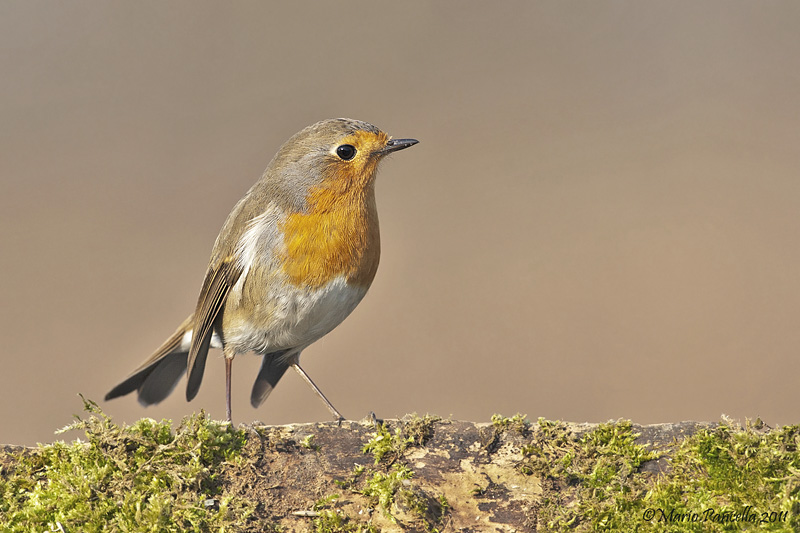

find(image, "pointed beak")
[379,138,419,155]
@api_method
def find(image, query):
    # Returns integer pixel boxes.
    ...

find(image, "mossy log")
[1,408,798,532]
[222,417,716,531]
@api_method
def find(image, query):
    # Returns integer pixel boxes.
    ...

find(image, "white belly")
[225,275,368,355]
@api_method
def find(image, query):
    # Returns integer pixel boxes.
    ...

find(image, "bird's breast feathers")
[223,196,378,354]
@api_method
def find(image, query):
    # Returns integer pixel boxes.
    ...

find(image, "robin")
[105,118,418,422]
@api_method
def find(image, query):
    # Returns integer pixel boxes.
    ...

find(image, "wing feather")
[186,257,243,401]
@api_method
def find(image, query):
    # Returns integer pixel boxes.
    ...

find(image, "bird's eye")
[336,144,357,161]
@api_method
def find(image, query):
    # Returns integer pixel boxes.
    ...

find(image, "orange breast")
[279,169,381,289]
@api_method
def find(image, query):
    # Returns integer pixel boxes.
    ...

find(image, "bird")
[105,118,418,422]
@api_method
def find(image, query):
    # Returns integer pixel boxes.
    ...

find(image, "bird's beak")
[379,138,419,154]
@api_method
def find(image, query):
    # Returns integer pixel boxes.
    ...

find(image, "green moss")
[13,404,794,532]
[325,415,447,531]
[521,419,659,531]
[361,414,439,465]
[313,494,341,511]
[401,413,439,447]
[360,422,397,464]
[360,416,447,530]
[640,421,800,532]
[0,397,252,532]
[485,413,531,454]
[491,413,531,435]
[517,418,800,532]
[311,495,376,533]
[334,465,366,491]
[312,509,377,533]
[300,434,319,450]
[361,464,415,521]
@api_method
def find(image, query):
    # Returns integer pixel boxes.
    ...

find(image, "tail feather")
[137,352,189,405]
[185,329,212,402]
[251,349,298,408]
[105,315,194,406]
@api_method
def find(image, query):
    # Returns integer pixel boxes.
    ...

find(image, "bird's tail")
[250,349,298,408]
[105,314,195,406]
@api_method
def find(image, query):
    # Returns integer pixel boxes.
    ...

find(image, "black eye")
[336,144,357,161]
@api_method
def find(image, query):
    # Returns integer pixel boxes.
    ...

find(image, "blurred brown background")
[2,2,799,446]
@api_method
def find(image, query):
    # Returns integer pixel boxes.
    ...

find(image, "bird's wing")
[186,256,243,400]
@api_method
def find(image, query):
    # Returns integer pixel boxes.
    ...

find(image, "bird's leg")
[224,347,234,423]
[291,363,344,423]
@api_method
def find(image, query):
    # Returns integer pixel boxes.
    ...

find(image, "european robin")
[105,118,418,422]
